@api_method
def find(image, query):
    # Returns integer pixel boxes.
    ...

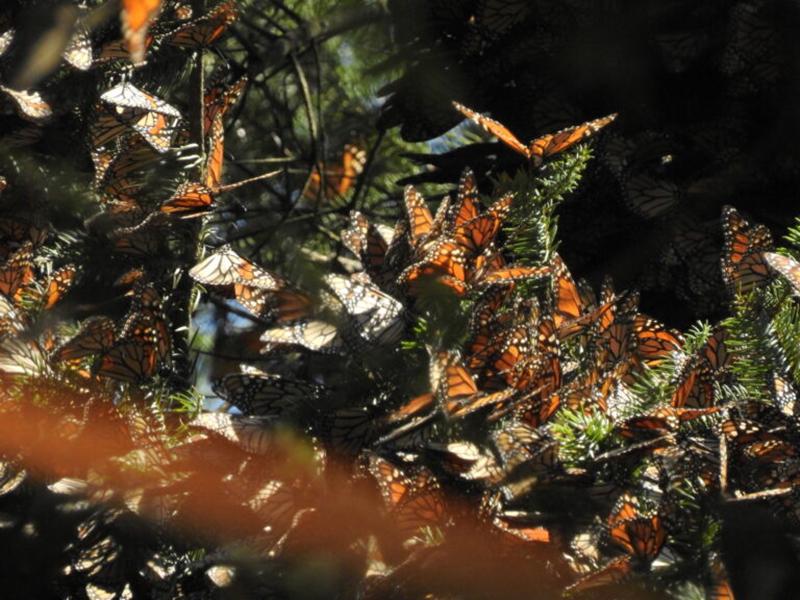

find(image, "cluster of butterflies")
[193,188,800,598]
[0,1,238,124]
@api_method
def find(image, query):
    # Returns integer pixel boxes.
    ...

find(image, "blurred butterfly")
[0,336,49,377]
[213,372,322,417]
[0,294,26,338]
[0,29,13,57]
[453,102,617,166]
[706,557,736,600]
[63,26,92,70]
[162,0,238,48]
[0,86,52,122]
[189,412,276,455]
[764,252,800,295]
[260,319,344,354]
[622,172,682,220]
[720,205,773,296]
[121,0,162,64]
[368,454,446,538]
[321,406,378,456]
[302,144,366,203]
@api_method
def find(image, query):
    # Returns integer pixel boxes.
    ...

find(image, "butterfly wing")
[452,102,528,157]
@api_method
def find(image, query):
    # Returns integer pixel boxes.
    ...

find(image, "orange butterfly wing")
[528,113,617,162]
[122,0,162,63]
[404,185,435,247]
[453,101,528,157]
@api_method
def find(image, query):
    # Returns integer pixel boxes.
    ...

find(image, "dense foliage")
[0,1,799,599]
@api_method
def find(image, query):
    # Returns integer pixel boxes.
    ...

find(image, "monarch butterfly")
[204,112,225,190]
[550,253,609,339]
[451,193,511,258]
[189,412,275,455]
[42,264,77,309]
[321,406,378,456]
[241,288,314,322]
[100,138,161,187]
[491,325,538,390]
[302,144,366,203]
[368,454,446,538]
[324,274,405,346]
[121,0,162,64]
[100,83,181,152]
[491,419,557,473]
[632,314,683,367]
[764,252,800,295]
[189,245,282,290]
[162,0,238,48]
[492,518,553,548]
[432,351,515,418]
[203,74,247,134]
[96,339,160,382]
[97,313,169,383]
[385,392,437,424]
[670,328,729,408]
[617,406,719,440]
[0,217,48,253]
[0,242,35,303]
[403,185,437,250]
[0,294,25,338]
[63,26,92,71]
[160,182,214,217]
[341,210,391,280]
[594,290,639,369]
[399,239,470,296]
[89,108,131,150]
[260,319,344,354]
[720,206,773,296]
[52,316,116,363]
[466,285,513,369]
[608,495,666,557]
[426,441,503,483]
[453,102,617,166]
[100,82,181,117]
[0,336,49,376]
[622,172,682,220]
[448,168,481,229]
[0,86,53,122]
[213,372,321,417]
